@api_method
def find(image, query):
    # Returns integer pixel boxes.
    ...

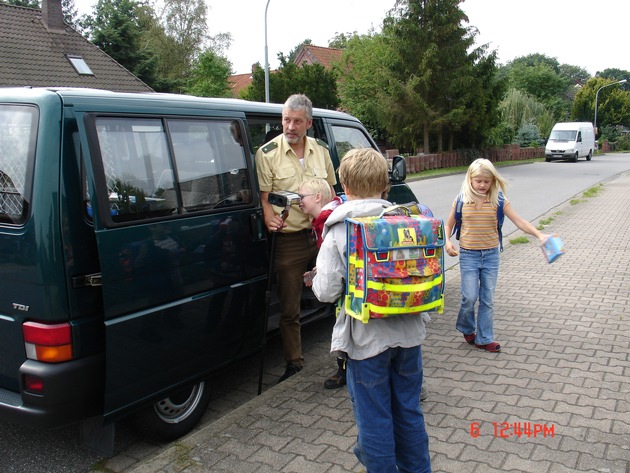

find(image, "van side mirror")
[390,155,407,183]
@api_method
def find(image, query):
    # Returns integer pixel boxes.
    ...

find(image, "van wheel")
[130,381,212,442]
[586,150,592,161]
[572,152,578,162]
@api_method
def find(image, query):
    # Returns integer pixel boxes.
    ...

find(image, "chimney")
[41,0,65,32]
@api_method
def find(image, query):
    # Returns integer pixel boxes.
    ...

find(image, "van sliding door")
[78,113,268,417]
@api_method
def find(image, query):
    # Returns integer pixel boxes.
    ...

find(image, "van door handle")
[250,213,264,241]
[72,272,103,288]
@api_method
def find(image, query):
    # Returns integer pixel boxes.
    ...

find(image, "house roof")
[228,72,254,98]
[293,44,343,69]
[0,1,152,92]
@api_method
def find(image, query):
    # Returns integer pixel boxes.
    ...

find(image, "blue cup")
[541,234,565,264]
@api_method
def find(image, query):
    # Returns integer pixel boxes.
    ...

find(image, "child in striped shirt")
[443,159,548,352]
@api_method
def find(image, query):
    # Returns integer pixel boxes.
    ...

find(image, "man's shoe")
[324,356,346,389]
[277,363,302,384]
[420,384,428,401]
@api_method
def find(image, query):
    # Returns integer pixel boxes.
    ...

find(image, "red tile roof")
[293,44,343,69]
[228,72,254,98]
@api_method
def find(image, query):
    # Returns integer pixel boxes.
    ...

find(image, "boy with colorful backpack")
[312,148,432,473]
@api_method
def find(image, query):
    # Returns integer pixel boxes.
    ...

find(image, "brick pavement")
[127,171,630,473]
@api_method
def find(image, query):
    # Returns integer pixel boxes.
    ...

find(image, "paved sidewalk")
[128,172,630,473]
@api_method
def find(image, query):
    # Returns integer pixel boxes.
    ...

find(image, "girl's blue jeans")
[456,247,500,345]
[346,346,431,473]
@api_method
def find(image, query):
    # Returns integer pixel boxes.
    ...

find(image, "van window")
[329,124,374,160]
[90,117,251,223]
[0,104,37,224]
[549,129,577,141]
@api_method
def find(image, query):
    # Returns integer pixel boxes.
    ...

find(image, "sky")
[77,0,630,76]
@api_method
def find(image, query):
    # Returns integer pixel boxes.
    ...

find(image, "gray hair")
[283,94,313,120]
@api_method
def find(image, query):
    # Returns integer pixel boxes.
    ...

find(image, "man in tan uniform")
[255,94,336,383]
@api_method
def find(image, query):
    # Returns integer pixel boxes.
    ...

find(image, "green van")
[0,87,415,453]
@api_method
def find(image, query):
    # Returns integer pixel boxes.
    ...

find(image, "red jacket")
[311,196,343,248]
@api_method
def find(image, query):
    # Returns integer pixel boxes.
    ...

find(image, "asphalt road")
[1,152,629,473]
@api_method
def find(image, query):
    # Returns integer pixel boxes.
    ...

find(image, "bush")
[615,133,630,151]
[515,121,543,147]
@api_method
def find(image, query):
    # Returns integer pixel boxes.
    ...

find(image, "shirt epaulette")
[315,138,329,150]
[261,141,278,154]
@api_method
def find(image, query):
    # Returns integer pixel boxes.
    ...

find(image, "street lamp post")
[264,0,271,103]
[594,79,627,136]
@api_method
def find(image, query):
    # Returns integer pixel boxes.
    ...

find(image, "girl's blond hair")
[460,158,508,205]
[299,177,333,204]
[338,148,389,198]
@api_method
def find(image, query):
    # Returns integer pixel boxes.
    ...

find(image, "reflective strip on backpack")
[366,274,443,293]
[344,294,445,324]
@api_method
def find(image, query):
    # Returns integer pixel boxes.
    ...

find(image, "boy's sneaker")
[324,357,346,389]
[277,363,302,384]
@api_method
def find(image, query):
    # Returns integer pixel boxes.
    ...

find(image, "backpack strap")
[379,204,411,218]
[452,194,464,239]
[497,192,505,252]
[399,201,434,217]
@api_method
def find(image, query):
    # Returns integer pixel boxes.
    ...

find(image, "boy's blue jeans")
[456,247,500,345]
[346,346,431,473]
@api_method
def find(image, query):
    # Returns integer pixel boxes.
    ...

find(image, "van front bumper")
[0,353,104,428]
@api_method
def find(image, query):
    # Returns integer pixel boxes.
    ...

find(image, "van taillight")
[22,322,73,362]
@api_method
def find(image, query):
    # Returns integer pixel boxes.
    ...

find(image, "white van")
[545,122,595,162]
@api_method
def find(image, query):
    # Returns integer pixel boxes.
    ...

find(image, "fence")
[385,145,545,173]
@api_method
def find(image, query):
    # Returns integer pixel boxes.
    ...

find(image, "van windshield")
[549,130,577,141]
[0,104,37,224]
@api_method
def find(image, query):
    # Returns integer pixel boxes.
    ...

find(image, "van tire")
[130,380,211,442]
[572,152,578,163]
[586,150,592,161]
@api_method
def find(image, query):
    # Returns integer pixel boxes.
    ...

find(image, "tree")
[151,0,208,88]
[500,54,580,121]
[334,31,391,142]
[242,46,339,109]
[371,0,502,152]
[61,0,78,27]
[572,77,630,131]
[185,49,232,98]
[499,88,554,140]
[328,32,355,49]
[82,0,162,90]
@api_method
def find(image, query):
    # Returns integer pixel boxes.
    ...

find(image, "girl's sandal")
[463,333,476,345]
[475,342,501,352]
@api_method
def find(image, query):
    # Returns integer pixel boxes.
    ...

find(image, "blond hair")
[460,158,508,205]
[338,148,389,198]
[299,177,333,204]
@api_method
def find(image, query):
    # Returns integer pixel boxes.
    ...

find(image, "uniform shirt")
[457,197,509,250]
[256,134,336,232]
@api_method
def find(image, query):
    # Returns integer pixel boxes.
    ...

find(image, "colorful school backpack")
[344,205,445,324]
[452,192,505,251]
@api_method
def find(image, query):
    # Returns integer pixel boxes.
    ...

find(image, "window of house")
[67,55,94,75]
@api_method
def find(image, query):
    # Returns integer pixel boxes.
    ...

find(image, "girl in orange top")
[443,159,548,352]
